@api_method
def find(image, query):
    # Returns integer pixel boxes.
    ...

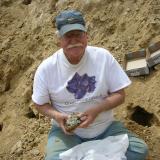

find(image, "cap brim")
[59,24,86,36]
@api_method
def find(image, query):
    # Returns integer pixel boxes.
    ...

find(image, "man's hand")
[78,107,101,128]
[34,103,73,135]
[78,89,125,128]
[53,111,74,135]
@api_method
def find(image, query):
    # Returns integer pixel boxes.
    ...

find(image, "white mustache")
[67,43,83,49]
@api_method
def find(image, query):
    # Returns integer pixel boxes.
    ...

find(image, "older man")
[32,10,148,160]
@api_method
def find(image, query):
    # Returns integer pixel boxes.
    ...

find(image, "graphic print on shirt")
[66,72,96,99]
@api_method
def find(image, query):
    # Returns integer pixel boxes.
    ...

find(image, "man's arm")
[34,103,59,119]
[34,103,70,134]
[94,89,125,113]
[79,89,125,128]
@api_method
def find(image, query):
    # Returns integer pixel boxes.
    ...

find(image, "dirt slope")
[0,0,160,159]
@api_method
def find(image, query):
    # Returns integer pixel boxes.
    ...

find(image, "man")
[32,10,148,160]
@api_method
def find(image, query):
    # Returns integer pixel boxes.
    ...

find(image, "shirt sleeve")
[106,54,131,93]
[32,65,50,105]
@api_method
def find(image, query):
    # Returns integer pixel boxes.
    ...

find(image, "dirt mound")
[0,0,160,159]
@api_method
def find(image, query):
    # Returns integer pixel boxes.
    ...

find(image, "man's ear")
[56,38,61,47]
[85,32,88,40]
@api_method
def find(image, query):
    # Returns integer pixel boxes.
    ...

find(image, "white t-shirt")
[32,46,131,138]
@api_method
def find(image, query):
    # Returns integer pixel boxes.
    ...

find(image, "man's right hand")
[53,111,74,135]
[34,103,73,135]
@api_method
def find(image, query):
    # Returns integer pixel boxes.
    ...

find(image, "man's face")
[60,30,88,64]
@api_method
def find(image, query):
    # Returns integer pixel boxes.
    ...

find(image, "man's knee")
[45,152,59,160]
[126,136,148,160]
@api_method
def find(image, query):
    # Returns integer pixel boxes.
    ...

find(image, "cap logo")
[67,18,79,24]
[68,18,74,21]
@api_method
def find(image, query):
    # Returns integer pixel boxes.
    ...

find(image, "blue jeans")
[45,121,148,160]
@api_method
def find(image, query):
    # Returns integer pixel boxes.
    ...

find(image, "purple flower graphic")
[66,73,96,99]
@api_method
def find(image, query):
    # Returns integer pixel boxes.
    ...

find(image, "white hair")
[55,30,61,38]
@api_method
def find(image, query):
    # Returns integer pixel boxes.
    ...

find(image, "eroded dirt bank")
[0,0,160,159]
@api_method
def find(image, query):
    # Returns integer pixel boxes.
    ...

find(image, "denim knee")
[126,136,148,160]
[45,125,82,160]
[45,153,59,160]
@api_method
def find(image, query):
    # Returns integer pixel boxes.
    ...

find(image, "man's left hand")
[78,106,101,128]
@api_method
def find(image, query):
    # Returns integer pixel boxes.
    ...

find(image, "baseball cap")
[55,10,86,36]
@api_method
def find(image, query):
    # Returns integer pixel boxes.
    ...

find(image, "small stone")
[127,8,131,12]
[39,127,45,134]
[10,140,22,154]
[1,38,11,50]
[16,148,23,156]
[124,12,128,16]
[28,102,39,117]
[30,149,40,156]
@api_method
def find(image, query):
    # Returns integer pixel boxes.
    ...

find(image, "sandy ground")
[0,0,160,159]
